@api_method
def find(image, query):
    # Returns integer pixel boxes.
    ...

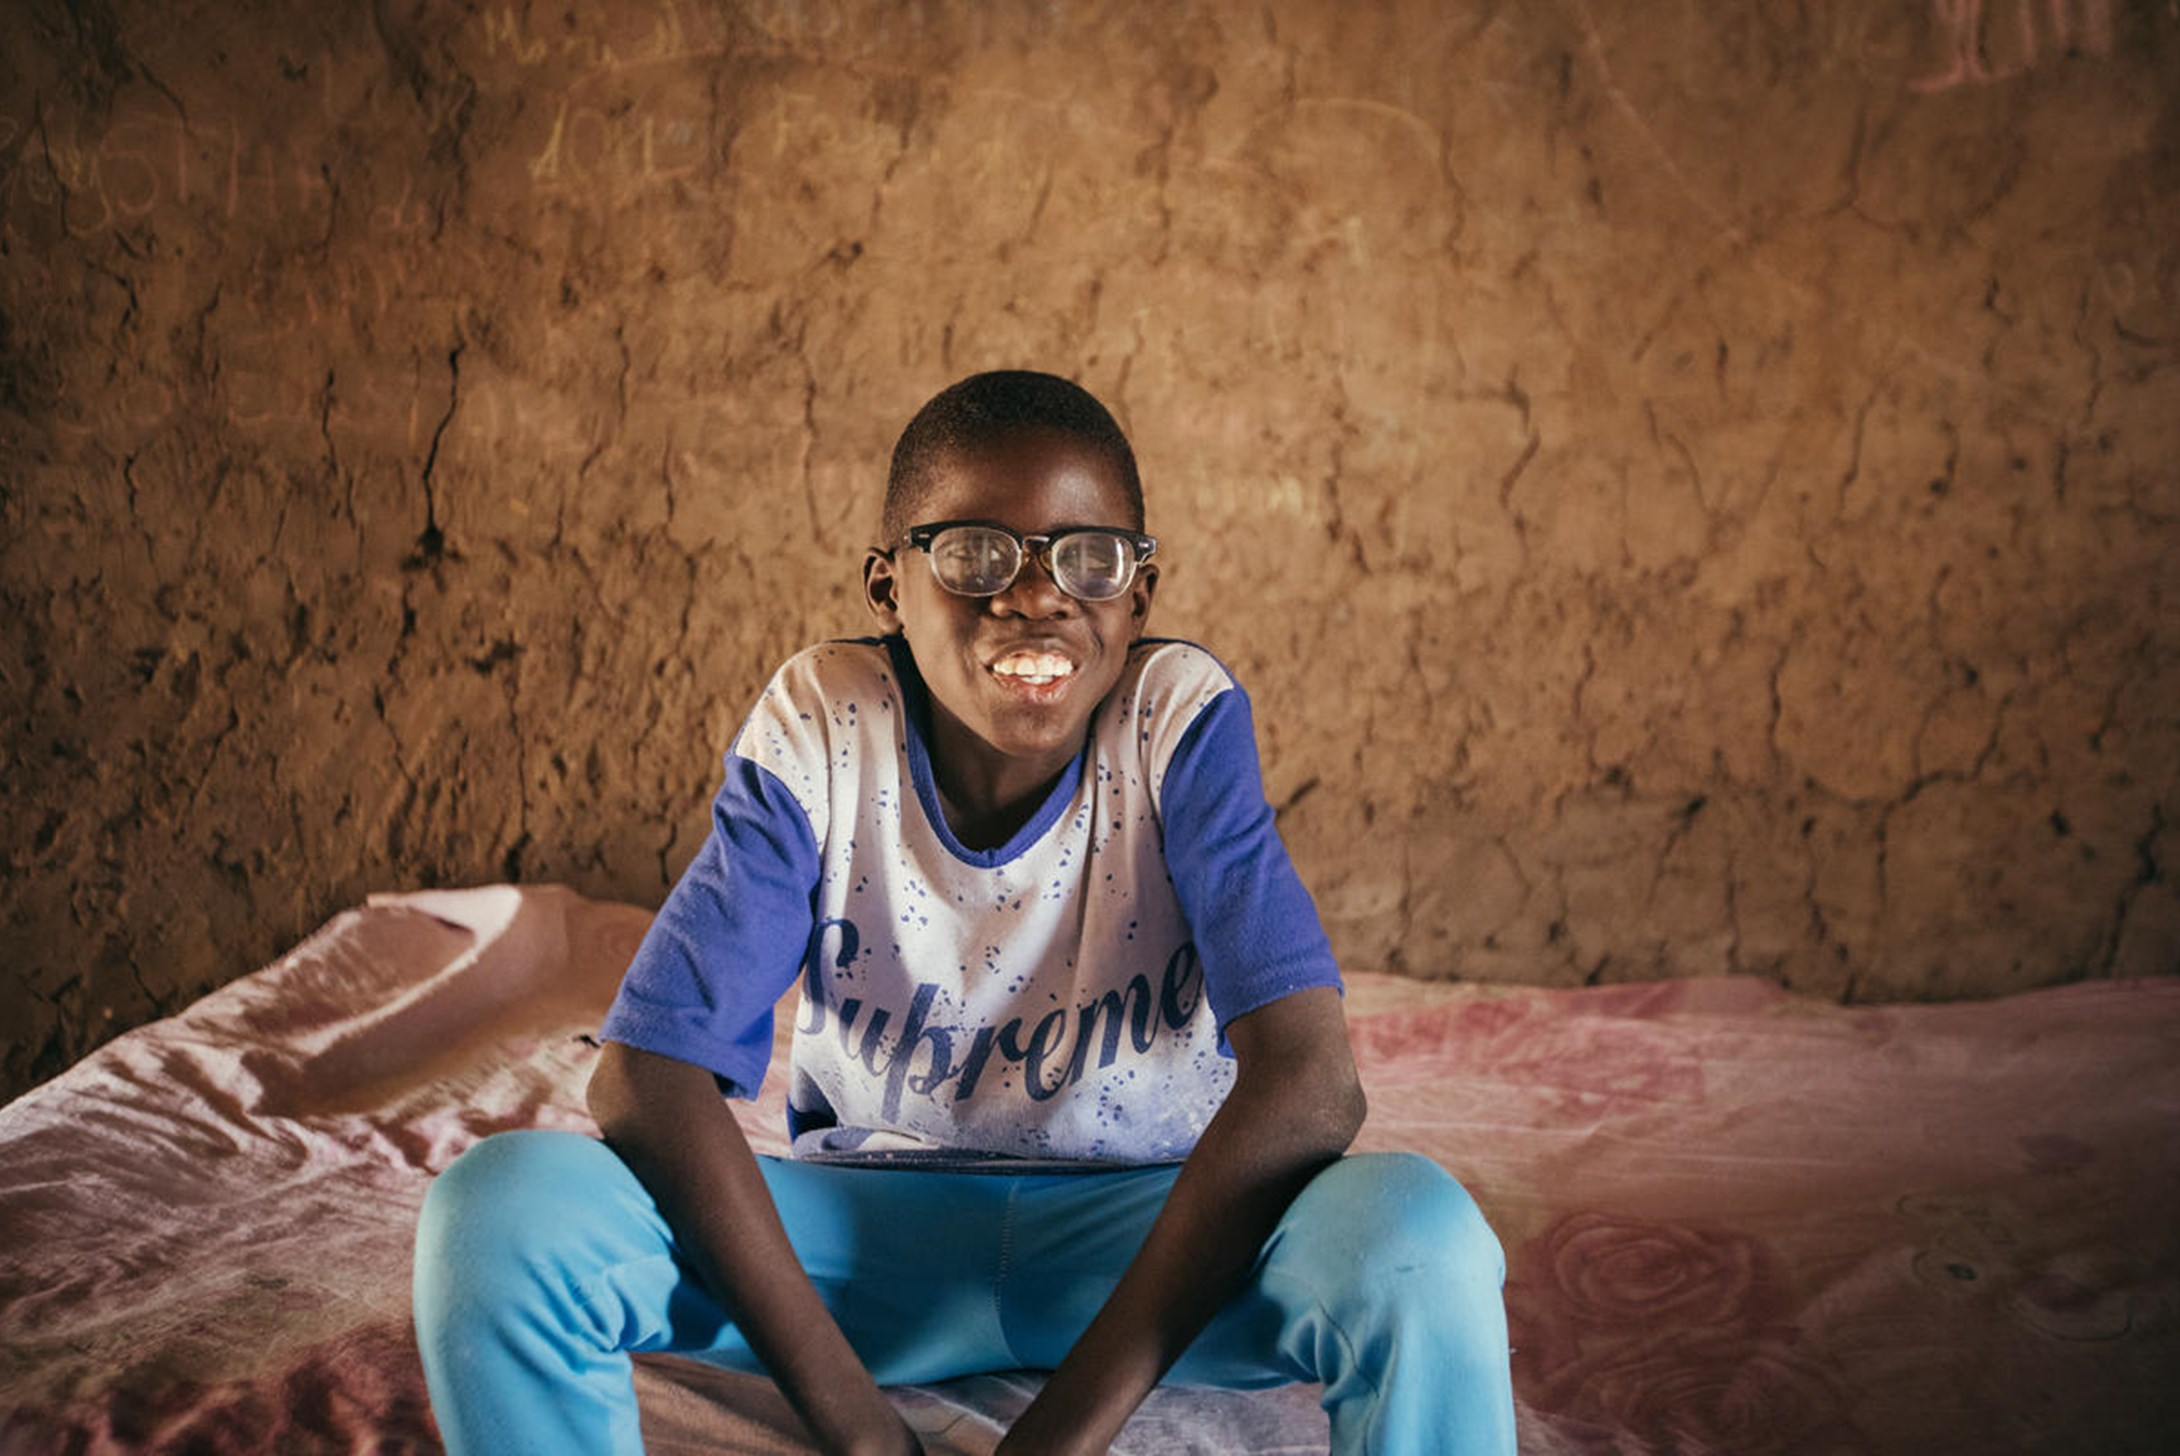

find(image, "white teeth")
[991,651,1075,686]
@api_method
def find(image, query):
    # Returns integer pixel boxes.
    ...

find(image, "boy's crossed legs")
[413,1130,1516,1455]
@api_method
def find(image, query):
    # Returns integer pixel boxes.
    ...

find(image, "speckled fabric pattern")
[606,635,1340,1167]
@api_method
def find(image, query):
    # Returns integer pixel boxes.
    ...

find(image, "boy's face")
[863,430,1157,801]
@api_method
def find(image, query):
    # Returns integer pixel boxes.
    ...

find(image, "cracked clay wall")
[5,0,2178,1100]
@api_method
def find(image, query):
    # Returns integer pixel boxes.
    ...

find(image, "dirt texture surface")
[4,0,2177,1100]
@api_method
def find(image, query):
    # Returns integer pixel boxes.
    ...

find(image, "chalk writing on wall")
[526,99,707,197]
[0,96,714,240]
[1912,0,2114,91]
[469,0,717,202]
[470,0,723,80]
[0,108,346,238]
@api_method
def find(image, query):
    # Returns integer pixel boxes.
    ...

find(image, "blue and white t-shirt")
[602,634,1340,1168]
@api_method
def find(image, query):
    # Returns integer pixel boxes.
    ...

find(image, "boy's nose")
[990,551,1072,616]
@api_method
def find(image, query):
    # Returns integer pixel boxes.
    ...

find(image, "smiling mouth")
[987,649,1077,688]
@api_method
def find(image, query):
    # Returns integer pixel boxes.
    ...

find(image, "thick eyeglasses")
[902,521,1157,603]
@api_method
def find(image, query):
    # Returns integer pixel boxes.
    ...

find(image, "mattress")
[2,885,2174,1453]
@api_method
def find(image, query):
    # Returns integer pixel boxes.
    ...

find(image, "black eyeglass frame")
[899,520,1159,601]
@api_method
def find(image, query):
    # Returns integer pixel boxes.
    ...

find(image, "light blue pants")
[412,1131,1515,1455]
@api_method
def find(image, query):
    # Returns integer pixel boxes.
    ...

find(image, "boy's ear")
[1128,561,1158,635]
[862,548,904,631]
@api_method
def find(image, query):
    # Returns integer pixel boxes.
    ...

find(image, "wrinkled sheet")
[2,885,2175,1454]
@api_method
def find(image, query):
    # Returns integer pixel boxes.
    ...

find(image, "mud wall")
[4,0,2177,1099]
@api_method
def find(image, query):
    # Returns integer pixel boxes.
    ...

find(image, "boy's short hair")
[883,371,1144,543]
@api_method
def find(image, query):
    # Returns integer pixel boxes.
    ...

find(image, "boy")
[413,372,1516,1454]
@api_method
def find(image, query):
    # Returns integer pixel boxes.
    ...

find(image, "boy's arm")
[995,984,1365,1456]
[586,1042,924,1456]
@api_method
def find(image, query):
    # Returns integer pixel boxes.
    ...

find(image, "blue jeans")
[412,1131,1515,1455]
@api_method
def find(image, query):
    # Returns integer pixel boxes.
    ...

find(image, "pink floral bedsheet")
[1,886,2174,1453]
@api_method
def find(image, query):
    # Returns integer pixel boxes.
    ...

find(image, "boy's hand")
[993,986,1365,1454]
[842,1426,926,1456]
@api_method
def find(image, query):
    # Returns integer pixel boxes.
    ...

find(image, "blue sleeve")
[1158,685,1343,1046]
[599,753,820,1098]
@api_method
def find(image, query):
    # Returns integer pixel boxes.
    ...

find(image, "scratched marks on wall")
[1565,0,2127,112]
[476,3,727,206]
[0,108,318,238]
[0,24,727,234]
[0,4,751,243]
[1912,0,2115,92]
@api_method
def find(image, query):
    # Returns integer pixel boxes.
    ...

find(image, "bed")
[3,884,2175,1453]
